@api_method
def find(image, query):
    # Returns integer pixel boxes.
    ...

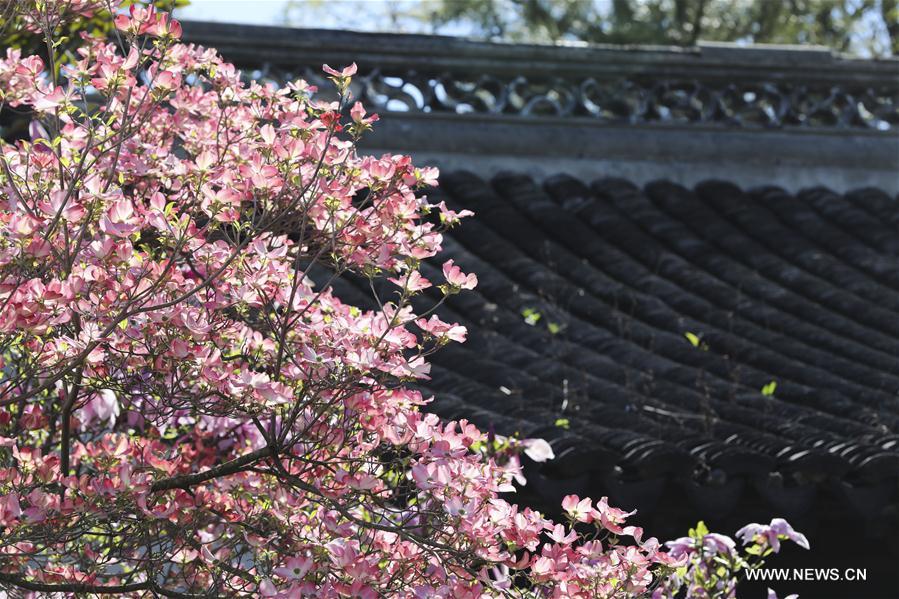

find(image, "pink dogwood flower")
[322,63,358,78]
[442,259,478,290]
[561,495,593,523]
[274,556,312,580]
[522,438,555,462]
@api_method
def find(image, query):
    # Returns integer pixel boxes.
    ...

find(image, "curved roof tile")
[403,171,899,518]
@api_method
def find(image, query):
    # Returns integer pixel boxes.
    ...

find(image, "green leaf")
[554,418,570,429]
[690,520,709,539]
[684,331,710,351]
[521,308,541,326]
[761,380,777,396]
[745,544,764,556]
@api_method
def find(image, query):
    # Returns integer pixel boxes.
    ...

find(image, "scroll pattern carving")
[243,63,898,130]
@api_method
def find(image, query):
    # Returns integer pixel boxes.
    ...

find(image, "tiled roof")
[328,171,899,523]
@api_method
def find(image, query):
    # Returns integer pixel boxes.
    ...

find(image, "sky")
[175,0,292,26]
[174,0,437,31]
[173,0,889,56]
[174,1,479,39]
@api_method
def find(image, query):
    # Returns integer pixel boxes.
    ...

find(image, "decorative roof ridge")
[180,21,899,193]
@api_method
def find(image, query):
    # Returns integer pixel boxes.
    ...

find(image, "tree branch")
[150,446,270,493]
[0,572,177,596]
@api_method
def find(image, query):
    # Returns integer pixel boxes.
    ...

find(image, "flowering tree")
[0,2,805,597]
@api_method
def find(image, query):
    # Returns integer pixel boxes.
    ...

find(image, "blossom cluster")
[653,519,809,599]
[0,2,805,597]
